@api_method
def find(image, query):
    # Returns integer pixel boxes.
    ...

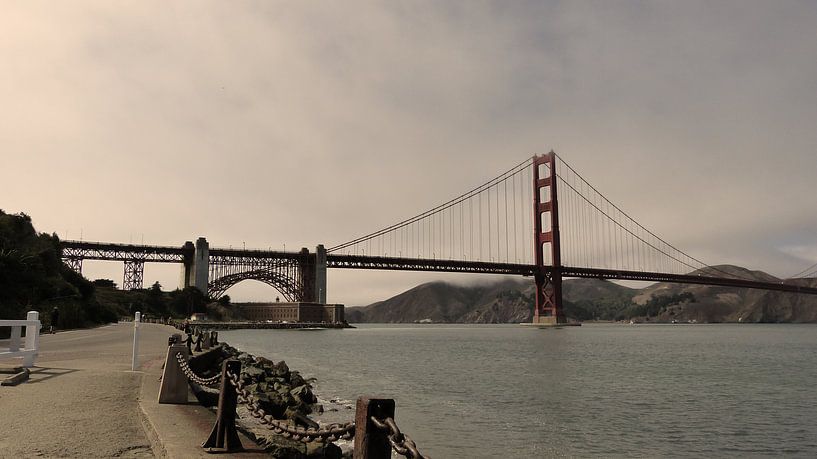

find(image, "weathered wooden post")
[353,397,395,459]
[202,359,243,453]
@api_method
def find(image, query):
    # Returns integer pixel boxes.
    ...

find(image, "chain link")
[370,416,430,459]
[175,352,222,387]
[226,370,356,443]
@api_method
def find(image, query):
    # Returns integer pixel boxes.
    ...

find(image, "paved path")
[0,322,265,458]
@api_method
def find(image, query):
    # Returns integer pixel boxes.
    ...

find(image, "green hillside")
[0,210,118,329]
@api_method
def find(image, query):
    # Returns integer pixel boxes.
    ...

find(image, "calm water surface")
[221,324,817,458]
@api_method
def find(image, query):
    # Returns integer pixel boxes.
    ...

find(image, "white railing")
[0,311,41,368]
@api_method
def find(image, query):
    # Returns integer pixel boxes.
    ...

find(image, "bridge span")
[60,152,817,323]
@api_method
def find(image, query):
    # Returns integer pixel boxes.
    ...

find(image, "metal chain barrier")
[370,416,430,459]
[225,370,356,443]
[175,352,222,387]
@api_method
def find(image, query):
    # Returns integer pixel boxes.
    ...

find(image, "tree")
[146,281,167,316]
[92,279,117,288]
[170,287,207,318]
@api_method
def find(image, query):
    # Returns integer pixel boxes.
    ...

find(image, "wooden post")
[202,359,243,453]
[353,397,395,459]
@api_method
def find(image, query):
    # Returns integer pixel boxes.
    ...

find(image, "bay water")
[220,324,817,457]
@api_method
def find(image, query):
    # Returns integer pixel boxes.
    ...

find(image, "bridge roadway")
[326,254,817,295]
[60,240,817,296]
[60,240,305,262]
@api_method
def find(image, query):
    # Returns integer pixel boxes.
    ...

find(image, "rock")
[290,370,306,387]
[241,365,265,381]
[291,385,317,404]
[256,392,287,418]
[256,356,274,367]
[306,440,342,458]
[190,385,219,407]
[272,360,290,378]
[284,408,319,429]
[279,391,296,408]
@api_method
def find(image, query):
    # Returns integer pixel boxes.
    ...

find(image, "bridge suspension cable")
[327,158,535,265]
[553,153,756,281]
[789,260,817,280]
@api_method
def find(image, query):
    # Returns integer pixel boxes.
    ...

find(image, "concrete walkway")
[0,322,266,458]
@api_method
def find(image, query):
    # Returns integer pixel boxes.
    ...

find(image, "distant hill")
[347,265,817,324]
[633,265,817,323]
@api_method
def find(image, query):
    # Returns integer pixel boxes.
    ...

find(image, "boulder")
[290,370,306,387]
[284,407,319,429]
[272,360,290,378]
[291,384,317,405]
[256,356,275,367]
[253,391,287,418]
[305,441,342,459]
[241,365,265,381]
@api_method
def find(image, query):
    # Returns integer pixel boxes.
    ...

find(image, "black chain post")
[354,397,395,459]
[202,359,243,453]
[194,333,203,352]
[186,333,193,353]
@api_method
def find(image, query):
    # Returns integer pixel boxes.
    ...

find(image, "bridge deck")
[326,254,817,295]
[59,241,817,296]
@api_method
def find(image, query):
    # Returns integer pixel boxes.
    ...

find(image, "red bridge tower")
[532,152,566,325]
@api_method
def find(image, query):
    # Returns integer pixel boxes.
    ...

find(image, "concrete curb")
[137,352,268,458]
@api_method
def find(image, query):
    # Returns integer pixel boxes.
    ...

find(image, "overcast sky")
[2,1,816,305]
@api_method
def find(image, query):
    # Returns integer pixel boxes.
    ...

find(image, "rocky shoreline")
[191,322,354,331]
[188,342,352,458]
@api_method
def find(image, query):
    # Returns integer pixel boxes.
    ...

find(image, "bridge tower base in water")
[532,152,566,325]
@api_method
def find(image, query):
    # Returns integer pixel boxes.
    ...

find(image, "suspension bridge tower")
[532,152,566,325]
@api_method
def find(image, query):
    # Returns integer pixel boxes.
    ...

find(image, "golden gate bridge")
[60,152,817,324]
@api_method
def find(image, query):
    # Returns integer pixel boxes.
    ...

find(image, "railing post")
[131,311,141,371]
[202,359,243,453]
[353,397,395,459]
[10,325,22,352]
[22,311,40,368]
